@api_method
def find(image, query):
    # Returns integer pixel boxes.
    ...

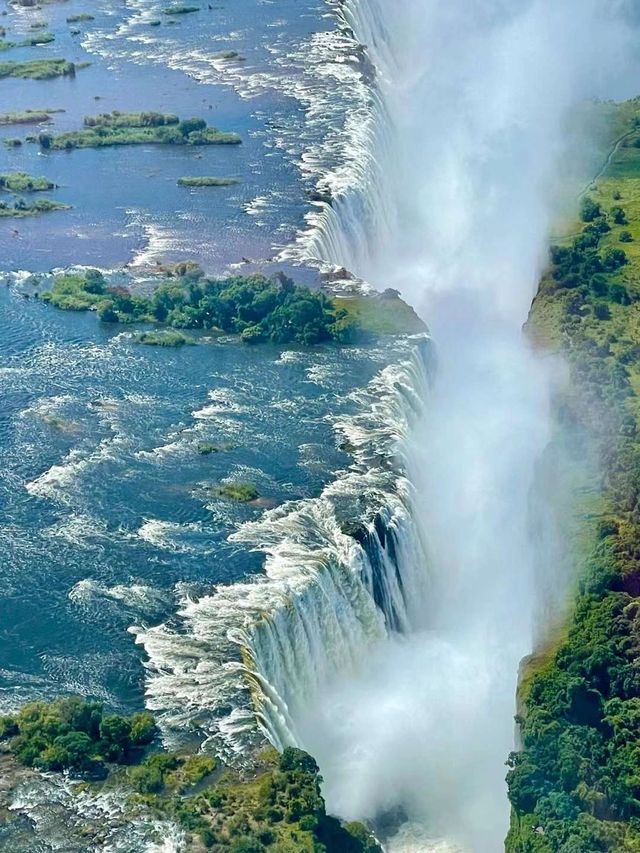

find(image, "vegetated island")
[34,266,424,345]
[66,13,94,23]
[0,108,63,125]
[0,696,381,852]
[0,171,57,192]
[0,170,67,217]
[0,32,55,50]
[506,97,640,853]
[216,482,260,502]
[34,111,241,149]
[163,5,200,14]
[178,176,240,187]
[0,58,80,80]
[0,197,69,217]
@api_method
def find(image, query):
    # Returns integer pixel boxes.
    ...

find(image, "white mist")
[295,1,639,850]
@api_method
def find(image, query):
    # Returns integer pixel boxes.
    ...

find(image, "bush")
[178,117,207,137]
[130,711,156,745]
[39,731,94,771]
[611,206,628,225]
[99,715,132,761]
[129,753,179,794]
[580,196,601,223]
[593,302,611,320]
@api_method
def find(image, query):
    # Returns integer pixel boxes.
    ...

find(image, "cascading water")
[132,340,433,762]
[133,1,640,849]
[275,1,640,851]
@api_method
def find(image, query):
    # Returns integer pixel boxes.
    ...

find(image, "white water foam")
[9,773,186,853]
[132,341,431,761]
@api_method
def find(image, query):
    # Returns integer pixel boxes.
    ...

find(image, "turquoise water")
[0,0,403,846]
[0,281,401,714]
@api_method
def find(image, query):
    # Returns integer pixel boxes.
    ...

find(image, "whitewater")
[125,1,640,851]
[286,2,638,851]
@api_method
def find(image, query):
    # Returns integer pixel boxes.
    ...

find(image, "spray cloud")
[293,2,640,851]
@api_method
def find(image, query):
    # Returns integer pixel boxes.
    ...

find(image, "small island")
[39,269,366,345]
[35,111,241,149]
[217,482,260,502]
[66,13,94,23]
[134,329,196,347]
[0,59,79,80]
[0,197,69,217]
[0,108,62,125]
[162,5,200,14]
[0,171,57,192]
[178,176,240,187]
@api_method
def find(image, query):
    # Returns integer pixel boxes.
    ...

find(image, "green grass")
[333,290,427,337]
[177,175,239,187]
[0,172,56,192]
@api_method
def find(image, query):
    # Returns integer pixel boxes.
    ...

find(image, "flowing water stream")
[2,0,640,850]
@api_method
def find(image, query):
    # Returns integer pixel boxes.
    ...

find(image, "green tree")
[39,731,94,771]
[99,714,132,761]
[178,117,207,137]
[580,196,601,223]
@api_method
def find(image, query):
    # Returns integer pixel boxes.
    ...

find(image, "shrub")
[611,206,628,225]
[178,117,207,137]
[580,196,601,223]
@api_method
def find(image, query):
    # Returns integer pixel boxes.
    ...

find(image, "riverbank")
[506,98,640,852]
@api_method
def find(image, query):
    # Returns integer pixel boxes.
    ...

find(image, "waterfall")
[275,2,638,851]
[135,1,640,848]
[132,339,433,763]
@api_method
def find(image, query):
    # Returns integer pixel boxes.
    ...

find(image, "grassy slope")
[334,291,427,337]
[506,100,640,852]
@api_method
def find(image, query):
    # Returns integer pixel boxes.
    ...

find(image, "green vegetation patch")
[39,270,365,345]
[135,330,195,347]
[0,108,62,125]
[216,482,259,503]
[507,98,640,853]
[162,5,200,14]
[0,697,156,774]
[178,176,240,187]
[334,288,427,337]
[0,171,56,192]
[38,269,423,346]
[37,113,240,149]
[198,443,220,455]
[1,698,380,853]
[136,747,382,852]
[0,197,69,217]
[0,59,78,80]
[21,32,55,46]
[66,13,94,23]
